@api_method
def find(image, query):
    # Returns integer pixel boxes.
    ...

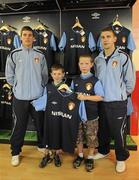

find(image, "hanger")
[36,18,49,30]
[112,14,122,27]
[0,24,11,32]
[58,83,73,93]
[8,24,17,31]
[0,21,17,32]
[3,83,11,89]
[72,17,83,29]
[35,24,45,30]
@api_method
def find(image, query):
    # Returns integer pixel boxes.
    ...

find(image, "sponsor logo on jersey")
[70,44,85,49]
[85,83,92,91]
[7,38,12,45]
[34,57,40,64]
[112,60,118,67]
[122,36,126,43]
[68,102,75,111]
[77,92,91,96]
[0,46,11,51]
[34,46,47,51]
[1,101,11,105]
[51,111,72,119]
[81,36,86,43]
[116,45,125,50]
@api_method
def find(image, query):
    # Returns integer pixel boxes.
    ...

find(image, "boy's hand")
[77,93,88,101]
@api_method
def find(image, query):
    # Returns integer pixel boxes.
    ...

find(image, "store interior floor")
[0,136,139,180]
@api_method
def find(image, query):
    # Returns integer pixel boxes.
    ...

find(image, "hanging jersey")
[0,30,20,73]
[0,79,13,129]
[59,28,96,75]
[43,83,84,153]
[72,75,99,120]
[33,29,57,71]
[97,25,136,55]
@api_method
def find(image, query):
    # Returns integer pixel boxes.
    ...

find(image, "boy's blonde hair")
[79,54,94,63]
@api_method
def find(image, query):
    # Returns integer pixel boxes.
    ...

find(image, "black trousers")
[10,97,44,156]
[98,101,130,161]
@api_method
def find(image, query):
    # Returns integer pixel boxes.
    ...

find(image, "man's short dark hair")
[21,26,34,36]
[101,26,116,36]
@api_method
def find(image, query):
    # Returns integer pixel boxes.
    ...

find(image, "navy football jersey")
[59,28,96,75]
[33,29,56,71]
[43,83,83,153]
[73,75,98,120]
[0,30,20,72]
[0,79,13,129]
[97,25,136,54]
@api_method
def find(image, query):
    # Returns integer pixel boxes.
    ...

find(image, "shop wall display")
[0,7,137,134]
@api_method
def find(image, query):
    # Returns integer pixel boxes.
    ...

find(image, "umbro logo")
[117,117,123,120]
[22,16,31,23]
[51,101,58,105]
[91,12,100,20]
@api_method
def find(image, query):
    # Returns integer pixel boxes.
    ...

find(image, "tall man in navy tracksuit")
[5,26,48,166]
[94,27,136,173]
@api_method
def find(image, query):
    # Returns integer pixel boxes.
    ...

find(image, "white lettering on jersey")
[51,111,72,119]
[70,44,85,49]
[0,46,11,51]
[34,46,47,51]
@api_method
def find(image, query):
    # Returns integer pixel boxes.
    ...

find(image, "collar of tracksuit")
[99,48,119,59]
[80,72,93,80]
[52,81,64,88]
[21,44,34,51]
[103,48,116,63]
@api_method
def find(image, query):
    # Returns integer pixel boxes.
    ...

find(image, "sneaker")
[11,155,20,167]
[49,151,54,163]
[92,153,108,160]
[39,154,53,168]
[54,154,62,167]
[116,161,126,173]
[85,159,94,172]
[73,156,84,169]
